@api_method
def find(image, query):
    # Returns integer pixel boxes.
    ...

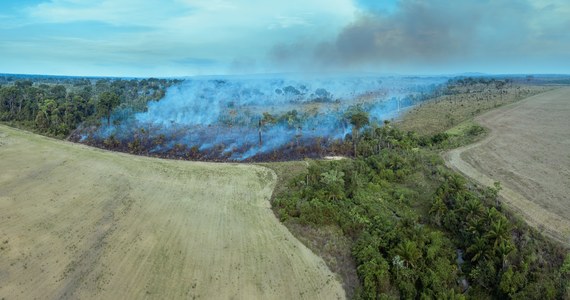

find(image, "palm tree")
[467,217,485,236]
[462,198,484,223]
[447,174,466,192]
[467,236,488,262]
[429,197,448,226]
[485,217,510,250]
[396,240,422,268]
[496,240,514,269]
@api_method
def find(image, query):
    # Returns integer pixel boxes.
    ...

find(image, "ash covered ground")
[73,74,448,161]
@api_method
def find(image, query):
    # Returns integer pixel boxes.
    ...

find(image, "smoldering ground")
[76,75,447,160]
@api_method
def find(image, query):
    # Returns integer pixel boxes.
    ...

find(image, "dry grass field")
[397,84,552,136]
[444,87,570,247]
[0,125,344,299]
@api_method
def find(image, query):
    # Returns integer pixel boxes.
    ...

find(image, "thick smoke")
[270,0,548,73]
[87,75,447,160]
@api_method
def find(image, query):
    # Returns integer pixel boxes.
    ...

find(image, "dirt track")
[0,125,344,299]
[444,87,570,247]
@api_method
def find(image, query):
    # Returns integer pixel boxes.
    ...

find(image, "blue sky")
[0,0,569,77]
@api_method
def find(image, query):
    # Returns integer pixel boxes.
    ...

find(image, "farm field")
[444,87,570,246]
[0,125,344,299]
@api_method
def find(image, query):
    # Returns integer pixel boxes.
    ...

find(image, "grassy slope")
[261,161,360,298]
[0,125,344,300]
[396,84,552,136]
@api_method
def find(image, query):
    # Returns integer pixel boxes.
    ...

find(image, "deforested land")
[0,125,344,299]
[444,87,570,246]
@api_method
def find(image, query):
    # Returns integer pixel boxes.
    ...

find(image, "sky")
[0,0,569,77]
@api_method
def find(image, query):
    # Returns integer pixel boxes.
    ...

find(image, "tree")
[49,85,67,101]
[499,266,525,297]
[495,239,514,269]
[561,253,570,276]
[485,217,510,250]
[357,257,391,298]
[320,169,345,201]
[429,196,448,226]
[346,108,369,156]
[350,111,370,138]
[35,99,58,131]
[493,181,502,207]
[396,240,422,268]
[63,95,85,128]
[261,112,276,125]
[0,86,22,116]
[97,91,120,126]
[467,236,488,262]
[462,198,484,223]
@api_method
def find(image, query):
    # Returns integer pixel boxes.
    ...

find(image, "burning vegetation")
[70,75,447,161]
[1,73,559,162]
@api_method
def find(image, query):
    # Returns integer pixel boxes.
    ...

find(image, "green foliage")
[96,91,120,126]
[561,254,570,276]
[0,77,179,138]
[350,111,370,131]
[261,112,277,125]
[274,124,568,299]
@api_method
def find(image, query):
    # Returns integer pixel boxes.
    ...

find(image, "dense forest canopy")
[0,75,179,137]
[273,124,570,299]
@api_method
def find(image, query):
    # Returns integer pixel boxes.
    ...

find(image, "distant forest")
[1,73,563,161]
[0,74,180,137]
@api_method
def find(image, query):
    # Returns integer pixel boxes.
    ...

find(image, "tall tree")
[346,108,369,156]
[350,111,370,139]
[97,91,120,126]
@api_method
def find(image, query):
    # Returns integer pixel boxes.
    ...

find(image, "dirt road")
[444,87,570,247]
[0,125,344,299]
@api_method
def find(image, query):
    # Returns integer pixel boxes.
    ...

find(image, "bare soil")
[444,87,570,247]
[0,125,344,299]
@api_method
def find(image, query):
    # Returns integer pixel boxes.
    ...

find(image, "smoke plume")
[84,75,447,160]
[269,0,564,73]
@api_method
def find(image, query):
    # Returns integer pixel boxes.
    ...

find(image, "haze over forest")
[1,0,569,77]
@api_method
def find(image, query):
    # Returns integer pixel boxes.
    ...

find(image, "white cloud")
[8,0,567,76]
[16,0,358,75]
[27,0,178,26]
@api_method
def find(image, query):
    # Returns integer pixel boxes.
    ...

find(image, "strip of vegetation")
[396,78,553,136]
[0,75,553,161]
[0,77,179,138]
[271,123,570,299]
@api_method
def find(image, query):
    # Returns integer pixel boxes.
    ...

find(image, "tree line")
[0,77,179,137]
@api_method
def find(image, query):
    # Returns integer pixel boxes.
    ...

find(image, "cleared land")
[397,84,551,136]
[0,125,344,299]
[444,87,570,246]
